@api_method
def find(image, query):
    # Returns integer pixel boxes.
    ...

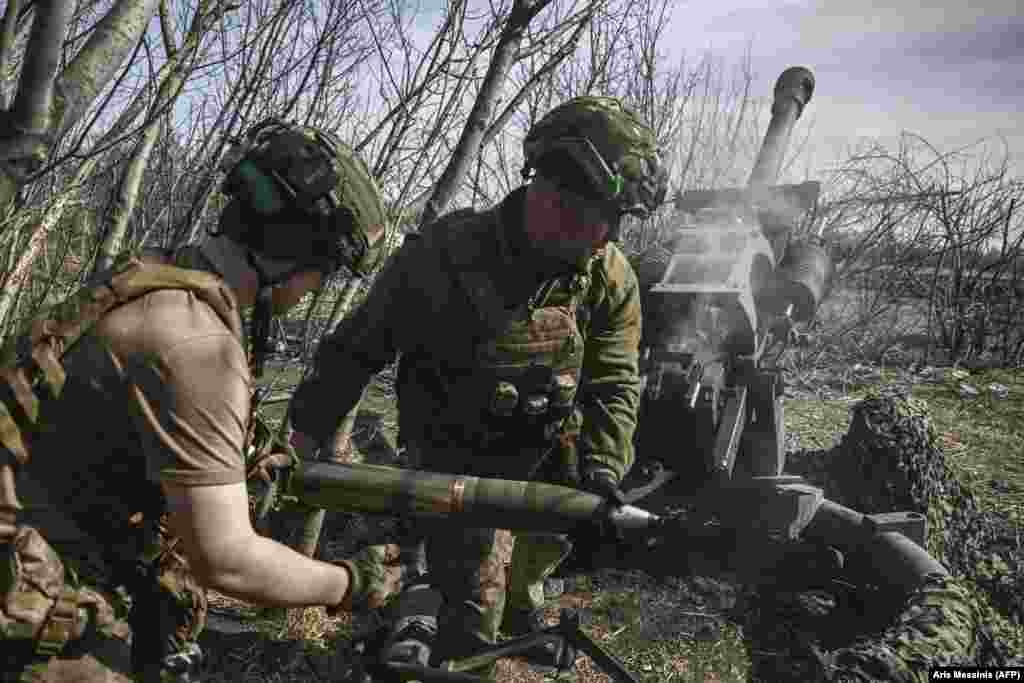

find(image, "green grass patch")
[585,589,749,683]
[906,368,1024,522]
[786,368,1024,522]
[784,397,856,450]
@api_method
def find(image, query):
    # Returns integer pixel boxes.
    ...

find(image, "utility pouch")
[0,526,85,658]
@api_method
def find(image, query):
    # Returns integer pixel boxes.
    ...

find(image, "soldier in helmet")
[4,120,405,681]
[289,97,668,672]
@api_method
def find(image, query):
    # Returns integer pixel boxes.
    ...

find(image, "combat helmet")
[219,118,386,277]
[523,96,668,219]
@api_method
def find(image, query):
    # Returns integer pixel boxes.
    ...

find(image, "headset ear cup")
[222,158,287,215]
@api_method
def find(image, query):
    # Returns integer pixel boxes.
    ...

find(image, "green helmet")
[219,118,386,275]
[523,96,668,218]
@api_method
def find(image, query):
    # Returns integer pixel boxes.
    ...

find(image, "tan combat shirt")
[19,253,250,567]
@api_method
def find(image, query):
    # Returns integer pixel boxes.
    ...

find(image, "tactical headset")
[222,119,342,217]
[218,118,369,279]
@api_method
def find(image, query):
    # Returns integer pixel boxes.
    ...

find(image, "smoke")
[648,198,787,357]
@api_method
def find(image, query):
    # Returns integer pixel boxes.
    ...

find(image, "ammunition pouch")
[0,526,88,661]
[479,302,582,455]
[416,299,584,477]
[553,419,582,486]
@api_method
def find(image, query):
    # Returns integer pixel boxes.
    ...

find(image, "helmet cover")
[524,96,668,218]
[220,119,387,275]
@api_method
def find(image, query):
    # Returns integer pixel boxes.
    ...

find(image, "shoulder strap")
[436,206,519,338]
[440,208,609,342]
[1,252,240,534]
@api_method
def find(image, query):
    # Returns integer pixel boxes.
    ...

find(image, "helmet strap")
[606,213,624,242]
[249,288,273,380]
[245,248,284,380]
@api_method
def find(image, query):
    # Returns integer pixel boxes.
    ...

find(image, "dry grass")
[495,575,748,683]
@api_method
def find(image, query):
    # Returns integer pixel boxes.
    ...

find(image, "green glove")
[582,466,619,498]
[328,544,405,614]
[582,465,626,507]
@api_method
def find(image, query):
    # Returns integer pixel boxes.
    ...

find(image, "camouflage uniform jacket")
[291,188,642,481]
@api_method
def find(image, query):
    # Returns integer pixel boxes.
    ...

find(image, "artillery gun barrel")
[289,462,660,533]
[747,67,815,191]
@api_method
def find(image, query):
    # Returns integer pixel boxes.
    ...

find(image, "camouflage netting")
[786,390,1023,627]
[741,573,1005,682]
[754,389,1024,681]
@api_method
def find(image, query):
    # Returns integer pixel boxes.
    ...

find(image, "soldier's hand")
[331,543,405,613]
[582,466,622,502]
[290,431,319,460]
[251,450,295,485]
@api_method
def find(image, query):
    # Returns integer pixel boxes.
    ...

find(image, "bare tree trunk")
[326,275,365,332]
[292,275,364,559]
[94,115,166,272]
[0,0,160,211]
[93,0,241,268]
[289,223,408,558]
[55,0,161,141]
[0,0,23,110]
[6,0,76,141]
[0,191,71,332]
[294,385,368,558]
[419,0,554,227]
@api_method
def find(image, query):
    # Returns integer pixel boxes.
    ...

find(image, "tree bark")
[418,0,553,227]
[56,0,161,140]
[6,0,74,137]
[293,275,365,558]
[0,190,70,332]
[0,0,160,213]
[289,222,408,558]
[93,114,166,273]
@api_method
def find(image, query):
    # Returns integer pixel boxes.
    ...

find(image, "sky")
[665,0,1024,177]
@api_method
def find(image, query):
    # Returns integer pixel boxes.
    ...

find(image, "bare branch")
[419,0,557,226]
[58,0,161,137]
[7,0,76,138]
[0,0,21,110]
[483,3,594,143]
[158,0,177,58]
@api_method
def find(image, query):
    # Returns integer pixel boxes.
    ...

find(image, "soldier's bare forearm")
[163,481,350,609]
[202,535,350,609]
